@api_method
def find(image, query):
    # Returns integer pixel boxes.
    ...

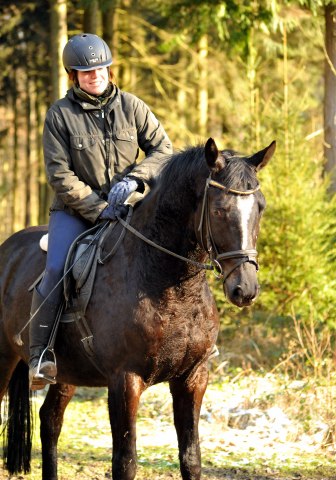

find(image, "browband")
[209,179,260,195]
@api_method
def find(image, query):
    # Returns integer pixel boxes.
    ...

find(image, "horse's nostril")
[233,286,243,302]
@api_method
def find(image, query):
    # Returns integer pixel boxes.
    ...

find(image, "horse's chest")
[134,302,216,377]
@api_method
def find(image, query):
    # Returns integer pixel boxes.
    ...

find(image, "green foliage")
[296,0,336,15]
[257,125,336,328]
[159,0,274,51]
[203,6,336,358]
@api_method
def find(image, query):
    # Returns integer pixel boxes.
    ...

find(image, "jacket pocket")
[69,135,105,190]
[113,128,138,168]
[70,136,97,150]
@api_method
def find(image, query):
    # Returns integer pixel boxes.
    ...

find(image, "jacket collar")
[66,85,121,112]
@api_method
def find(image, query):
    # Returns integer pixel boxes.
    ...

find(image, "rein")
[117,210,213,272]
[198,174,259,282]
[107,173,260,283]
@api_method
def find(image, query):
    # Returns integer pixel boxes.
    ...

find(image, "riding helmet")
[63,33,112,72]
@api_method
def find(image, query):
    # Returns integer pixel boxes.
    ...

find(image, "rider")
[29,33,173,389]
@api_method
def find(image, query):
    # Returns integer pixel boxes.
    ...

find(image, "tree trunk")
[324,4,336,192]
[197,35,208,137]
[25,70,32,228]
[120,0,133,91]
[84,0,100,35]
[35,75,50,225]
[12,67,20,234]
[29,71,39,228]
[50,0,68,104]
[177,51,188,144]
[208,101,223,142]
[102,1,119,80]
[0,109,9,242]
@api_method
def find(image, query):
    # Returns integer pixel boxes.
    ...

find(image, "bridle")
[197,173,260,283]
[115,173,261,284]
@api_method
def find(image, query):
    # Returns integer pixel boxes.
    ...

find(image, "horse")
[0,137,275,480]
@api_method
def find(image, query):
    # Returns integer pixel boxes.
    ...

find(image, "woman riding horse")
[29,33,173,389]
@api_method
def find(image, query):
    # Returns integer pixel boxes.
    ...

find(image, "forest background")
[1,0,336,375]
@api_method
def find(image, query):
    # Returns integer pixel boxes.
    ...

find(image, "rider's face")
[77,67,109,95]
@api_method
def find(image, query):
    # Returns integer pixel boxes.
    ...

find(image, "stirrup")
[31,346,57,387]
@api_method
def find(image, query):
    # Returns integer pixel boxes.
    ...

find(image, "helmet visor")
[69,59,112,72]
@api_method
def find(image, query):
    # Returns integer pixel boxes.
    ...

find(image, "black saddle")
[29,209,133,368]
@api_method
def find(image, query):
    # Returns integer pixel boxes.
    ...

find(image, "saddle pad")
[63,223,103,303]
[72,235,97,290]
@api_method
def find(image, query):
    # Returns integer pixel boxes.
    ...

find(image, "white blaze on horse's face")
[236,195,255,250]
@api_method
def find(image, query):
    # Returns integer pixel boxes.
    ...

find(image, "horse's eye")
[214,210,222,216]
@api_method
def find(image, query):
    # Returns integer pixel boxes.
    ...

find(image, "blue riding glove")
[100,204,128,221]
[108,177,138,207]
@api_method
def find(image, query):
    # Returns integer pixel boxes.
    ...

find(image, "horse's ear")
[205,138,226,172]
[248,141,276,171]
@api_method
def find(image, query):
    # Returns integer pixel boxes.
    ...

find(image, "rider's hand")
[108,177,138,207]
[100,204,128,221]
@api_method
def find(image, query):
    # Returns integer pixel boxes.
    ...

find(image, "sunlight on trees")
[0,0,335,363]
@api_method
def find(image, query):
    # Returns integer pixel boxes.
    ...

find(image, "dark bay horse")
[0,138,275,480]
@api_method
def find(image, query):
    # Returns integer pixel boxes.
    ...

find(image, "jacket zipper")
[97,98,104,118]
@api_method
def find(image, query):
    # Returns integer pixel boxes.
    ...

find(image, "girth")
[198,174,259,283]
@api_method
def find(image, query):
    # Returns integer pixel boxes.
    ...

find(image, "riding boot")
[29,288,59,390]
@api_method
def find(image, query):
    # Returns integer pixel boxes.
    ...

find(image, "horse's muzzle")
[229,283,260,307]
[223,264,260,307]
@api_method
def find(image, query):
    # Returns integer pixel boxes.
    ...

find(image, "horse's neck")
[126,187,207,298]
[133,187,199,258]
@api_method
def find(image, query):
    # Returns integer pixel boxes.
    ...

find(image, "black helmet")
[63,33,112,72]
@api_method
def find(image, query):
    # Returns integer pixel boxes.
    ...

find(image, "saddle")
[29,209,133,373]
[60,223,108,359]
[62,209,133,359]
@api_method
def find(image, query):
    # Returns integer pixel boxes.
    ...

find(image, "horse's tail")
[2,360,34,474]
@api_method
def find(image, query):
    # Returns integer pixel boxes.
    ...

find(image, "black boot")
[29,288,59,390]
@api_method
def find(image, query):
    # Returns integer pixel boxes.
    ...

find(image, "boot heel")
[32,372,57,384]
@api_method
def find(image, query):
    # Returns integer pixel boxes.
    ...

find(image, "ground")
[1,377,336,479]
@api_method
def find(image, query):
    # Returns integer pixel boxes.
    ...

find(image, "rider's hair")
[68,67,117,88]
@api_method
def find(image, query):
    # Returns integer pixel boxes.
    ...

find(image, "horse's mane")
[136,144,259,299]
[158,144,259,195]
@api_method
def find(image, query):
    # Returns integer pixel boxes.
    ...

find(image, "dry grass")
[2,371,336,479]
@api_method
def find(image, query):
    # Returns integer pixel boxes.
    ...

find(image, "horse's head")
[197,138,275,308]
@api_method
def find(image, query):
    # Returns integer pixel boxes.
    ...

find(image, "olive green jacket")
[43,86,173,223]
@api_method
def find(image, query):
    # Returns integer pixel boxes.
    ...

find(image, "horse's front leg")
[169,363,209,480]
[108,372,143,480]
[39,382,76,480]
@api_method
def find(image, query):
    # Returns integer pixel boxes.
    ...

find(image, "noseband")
[198,174,260,283]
